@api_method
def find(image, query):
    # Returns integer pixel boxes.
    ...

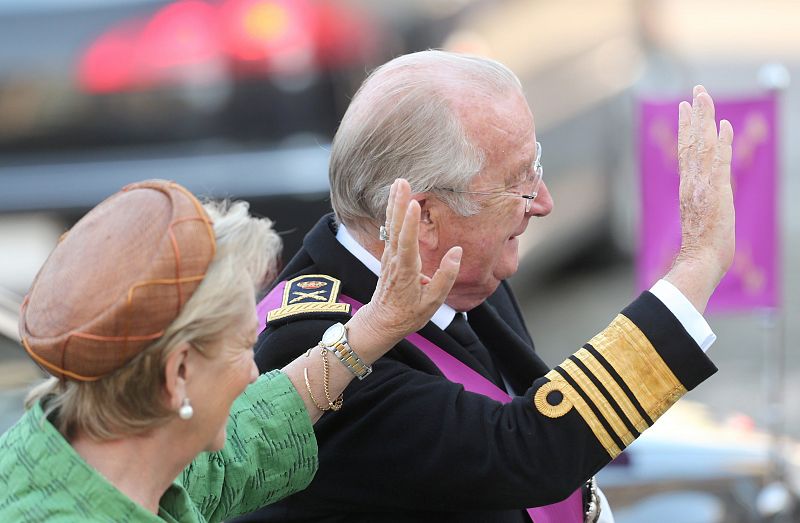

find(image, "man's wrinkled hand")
[667,85,735,312]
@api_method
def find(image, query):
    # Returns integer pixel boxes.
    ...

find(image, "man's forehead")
[471,135,537,188]
[456,88,533,135]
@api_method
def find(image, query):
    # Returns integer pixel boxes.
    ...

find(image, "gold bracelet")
[304,367,329,412]
[320,348,343,411]
[303,349,343,412]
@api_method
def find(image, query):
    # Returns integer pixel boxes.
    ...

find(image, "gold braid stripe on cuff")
[538,369,622,459]
[534,313,687,458]
[561,359,635,448]
[573,348,650,434]
[589,314,686,421]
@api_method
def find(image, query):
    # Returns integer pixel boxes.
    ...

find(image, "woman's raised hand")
[351,179,461,348]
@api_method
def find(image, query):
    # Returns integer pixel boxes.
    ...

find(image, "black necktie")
[445,314,502,385]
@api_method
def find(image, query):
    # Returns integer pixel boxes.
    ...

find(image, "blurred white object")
[0,214,62,295]
[614,491,724,523]
[0,287,21,342]
[757,63,791,91]
[756,481,795,517]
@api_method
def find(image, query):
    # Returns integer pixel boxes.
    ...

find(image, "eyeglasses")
[437,142,543,214]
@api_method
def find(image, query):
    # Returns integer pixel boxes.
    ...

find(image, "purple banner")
[637,93,779,312]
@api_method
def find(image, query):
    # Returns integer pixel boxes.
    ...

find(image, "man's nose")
[528,181,553,217]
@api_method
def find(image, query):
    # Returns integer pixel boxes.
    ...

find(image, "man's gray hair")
[329,50,523,229]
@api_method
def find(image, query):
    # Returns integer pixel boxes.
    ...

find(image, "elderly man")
[241,51,733,522]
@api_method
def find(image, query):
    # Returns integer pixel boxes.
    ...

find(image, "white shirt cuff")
[649,279,716,352]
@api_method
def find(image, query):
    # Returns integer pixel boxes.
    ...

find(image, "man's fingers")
[690,88,718,179]
[712,119,734,183]
[425,246,462,305]
[696,92,718,159]
[677,100,692,176]
[718,118,734,145]
[696,91,717,138]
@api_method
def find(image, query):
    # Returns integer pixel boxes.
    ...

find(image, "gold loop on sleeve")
[534,380,573,418]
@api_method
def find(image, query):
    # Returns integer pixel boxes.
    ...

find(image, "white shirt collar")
[335,223,458,330]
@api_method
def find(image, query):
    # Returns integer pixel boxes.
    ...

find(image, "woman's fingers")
[390,180,411,253]
[379,182,397,268]
[381,179,418,278]
[425,246,461,306]
[396,200,421,273]
[385,180,396,228]
[381,179,407,265]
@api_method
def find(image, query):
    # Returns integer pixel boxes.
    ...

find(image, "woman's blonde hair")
[25,200,281,440]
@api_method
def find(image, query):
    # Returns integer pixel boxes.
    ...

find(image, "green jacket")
[0,370,318,522]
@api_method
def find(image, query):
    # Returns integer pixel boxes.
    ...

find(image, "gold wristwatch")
[320,323,373,380]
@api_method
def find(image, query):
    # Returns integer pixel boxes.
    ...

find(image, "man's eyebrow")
[506,162,530,184]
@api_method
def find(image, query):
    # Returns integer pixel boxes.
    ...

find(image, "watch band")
[324,340,373,380]
[319,323,372,380]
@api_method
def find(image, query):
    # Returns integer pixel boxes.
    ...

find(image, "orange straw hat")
[18,180,216,382]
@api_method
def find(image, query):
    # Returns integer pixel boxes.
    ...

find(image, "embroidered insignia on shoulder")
[267,274,351,323]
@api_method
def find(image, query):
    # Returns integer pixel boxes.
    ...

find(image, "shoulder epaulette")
[266,274,351,324]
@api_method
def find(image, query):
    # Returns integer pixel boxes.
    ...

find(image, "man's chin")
[499,250,520,277]
[446,281,503,312]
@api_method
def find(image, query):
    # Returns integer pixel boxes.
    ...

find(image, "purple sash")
[257,282,583,523]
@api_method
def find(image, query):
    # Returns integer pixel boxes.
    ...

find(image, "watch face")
[322,322,345,347]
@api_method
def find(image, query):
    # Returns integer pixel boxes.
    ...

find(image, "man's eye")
[509,180,526,191]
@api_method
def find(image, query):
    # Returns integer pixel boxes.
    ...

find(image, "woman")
[0,178,461,521]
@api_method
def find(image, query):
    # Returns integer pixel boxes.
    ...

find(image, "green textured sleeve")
[180,370,318,522]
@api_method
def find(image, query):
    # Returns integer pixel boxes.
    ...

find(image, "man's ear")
[412,195,438,252]
[163,343,191,412]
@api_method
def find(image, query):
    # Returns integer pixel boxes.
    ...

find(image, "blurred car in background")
[598,401,800,523]
[0,0,481,281]
[0,0,394,266]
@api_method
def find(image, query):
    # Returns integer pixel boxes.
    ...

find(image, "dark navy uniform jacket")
[235,215,717,523]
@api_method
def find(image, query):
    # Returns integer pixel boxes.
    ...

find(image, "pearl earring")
[178,398,194,420]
